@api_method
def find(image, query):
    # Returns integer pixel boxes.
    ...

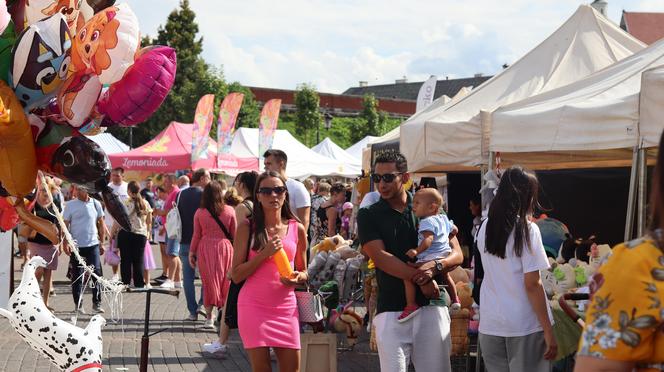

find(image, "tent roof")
[312,137,361,166]
[400,4,646,172]
[231,128,361,178]
[86,133,129,154]
[109,122,218,171]
[346,135,378,159]
[490,37,664,167]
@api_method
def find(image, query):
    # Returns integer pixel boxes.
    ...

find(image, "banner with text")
[416,75,437,112]
[216,93,244,168]
[258,99,281,157]
[191,94,215,167]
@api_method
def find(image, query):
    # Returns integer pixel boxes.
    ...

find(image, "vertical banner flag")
[191,94,215,165]
[216,93,245,168]
[258,99,281,157]
[416,75,437,112]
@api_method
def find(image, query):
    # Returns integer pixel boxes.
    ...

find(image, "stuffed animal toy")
[333,260,347,296]
[310,251,341,287]
[333,307,363,347]
[307,251,328,280]
[456,282,473,310]
[553,263,577,293]
[449,266,470,284]
[558,235,596,264]
[341,257,363,301]
[310,234,351,257]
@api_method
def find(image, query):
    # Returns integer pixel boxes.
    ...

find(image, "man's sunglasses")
[258,186,288,195]
[371,173,402,183]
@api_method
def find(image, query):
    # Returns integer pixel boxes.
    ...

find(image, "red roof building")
[620,11,664,45]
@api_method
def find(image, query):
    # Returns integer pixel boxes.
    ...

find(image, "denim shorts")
[166,238,180,257]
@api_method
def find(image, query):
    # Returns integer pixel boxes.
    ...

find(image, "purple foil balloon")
[97,45,176,127]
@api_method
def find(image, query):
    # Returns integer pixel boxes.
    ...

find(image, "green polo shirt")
[357,192,429,314]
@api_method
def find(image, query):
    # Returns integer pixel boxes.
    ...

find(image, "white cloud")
[126,0,663,93]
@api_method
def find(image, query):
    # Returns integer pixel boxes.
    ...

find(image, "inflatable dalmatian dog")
[0,256,105,371]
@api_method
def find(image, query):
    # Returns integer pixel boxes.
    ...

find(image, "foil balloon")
[0,79,37,197]
[78,0,115,22]
[97,46,176,126]
[0,196,19,231]
[0,20,16,83]
[25,0,83,33]
[57,72,101,127]
[6,0,24,34]
[0,256,106,372]
[0,0,10,34]
[9,13,72,111]
[71,3,138,84]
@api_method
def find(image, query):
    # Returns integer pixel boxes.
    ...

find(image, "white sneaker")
[112,274,120,282]
[159,279,174,289]
[203,341,227,357]
[203,318,216,330]
[145,283,152,289]
[174,281,183,288]
[186,313,197,321]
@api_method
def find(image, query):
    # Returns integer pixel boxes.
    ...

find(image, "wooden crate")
[300,333,337,372]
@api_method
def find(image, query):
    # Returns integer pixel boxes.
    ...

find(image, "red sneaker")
[398,305,421,323]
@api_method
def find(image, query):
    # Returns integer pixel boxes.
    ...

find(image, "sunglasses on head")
[258,186,287,195]
[371,172,402,183]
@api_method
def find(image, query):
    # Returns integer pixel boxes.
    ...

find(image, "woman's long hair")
[128,181,147,217]
[201,181,225,215]
[251,171,297,251]
[649,130,664,238]
[485,166,540,258]
[236,171,259,202]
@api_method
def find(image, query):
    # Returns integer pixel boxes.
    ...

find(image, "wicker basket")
[450,309,470,356]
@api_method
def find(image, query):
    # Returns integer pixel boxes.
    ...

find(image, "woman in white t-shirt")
[476,166,557,372]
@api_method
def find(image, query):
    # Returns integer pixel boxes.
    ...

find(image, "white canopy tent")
[86,132,130,154]
[346,135,378,159]
[230,127,361,178]
[399,5,645,172]
[312,137,362,167]
[491,37,664,169]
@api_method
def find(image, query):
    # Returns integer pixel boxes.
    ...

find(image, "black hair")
[485,166,540,258]
[191,168,208,184]
[236,171,259,201]
[263,149,288,166]
[374,151,408,173]
[112,167,125,174]
[330,183,346,195]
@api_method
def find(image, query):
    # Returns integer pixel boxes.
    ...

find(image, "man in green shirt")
[358,152,463,372]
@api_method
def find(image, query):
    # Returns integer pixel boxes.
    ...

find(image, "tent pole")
[625,146,639,241]
[637,147,647,237]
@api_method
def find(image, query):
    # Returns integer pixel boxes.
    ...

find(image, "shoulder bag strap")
[207,208,234,243]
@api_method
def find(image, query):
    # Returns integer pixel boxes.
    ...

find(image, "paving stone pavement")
[1,246,384,372]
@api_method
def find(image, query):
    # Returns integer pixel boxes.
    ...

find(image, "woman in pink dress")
[188,181,237,329]
[232,171,308,372]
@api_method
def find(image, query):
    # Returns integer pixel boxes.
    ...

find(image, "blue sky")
[125,0,663,93]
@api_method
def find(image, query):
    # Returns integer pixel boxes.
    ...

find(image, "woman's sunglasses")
[371,173,402,183]
[257,186,287,195]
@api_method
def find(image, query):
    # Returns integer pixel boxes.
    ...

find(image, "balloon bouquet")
[0,1,177,371]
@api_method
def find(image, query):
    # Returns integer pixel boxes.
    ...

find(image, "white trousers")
[374,306,452,372]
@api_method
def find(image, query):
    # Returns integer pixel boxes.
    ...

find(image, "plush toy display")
[0,256,106,371]
[331,305,363,346]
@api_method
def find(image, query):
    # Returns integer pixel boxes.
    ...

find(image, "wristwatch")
[434,259,444,274]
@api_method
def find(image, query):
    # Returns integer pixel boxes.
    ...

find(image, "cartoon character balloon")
[25,0,83,34]
[10,12,71,111]
[0,256,106,372]
[78,0,115,22]
[0,0,10,34]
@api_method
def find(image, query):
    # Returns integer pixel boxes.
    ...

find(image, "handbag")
[104,238,121,266]
[224,218,251,329]
[165,191,182,241]
[295,286,324,323]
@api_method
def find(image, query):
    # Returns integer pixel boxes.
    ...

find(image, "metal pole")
[637,147,647,237]
[139,290,151,372]
[625,146,639,241]
[316,120,320,145]
[129,127,133,150]
[9,230,14,296]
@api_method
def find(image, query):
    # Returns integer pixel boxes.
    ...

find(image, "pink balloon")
[97,45,176,127]
[0,1,10,34]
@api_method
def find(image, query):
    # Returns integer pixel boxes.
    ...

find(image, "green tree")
[110,0,227,146]
[227,82,261,129]
[294,83,322,146]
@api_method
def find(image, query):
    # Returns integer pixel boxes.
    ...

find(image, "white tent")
[86,132,129,154]
[400,5,645,172]
[312,137,362,166]
[230,128,361,178]
[491,37,664,169]
[346,135,378,159]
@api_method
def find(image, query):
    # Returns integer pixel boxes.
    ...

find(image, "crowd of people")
[14,131,664,372]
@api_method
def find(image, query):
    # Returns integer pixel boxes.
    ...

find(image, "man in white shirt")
[263,149,310,233]
[105,167,128,281]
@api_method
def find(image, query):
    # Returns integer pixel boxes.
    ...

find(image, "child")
[400,188,461,323]
[340,202,353,240]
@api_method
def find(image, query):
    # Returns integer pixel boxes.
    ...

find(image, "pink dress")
[190,206,236,308]
[238,219,300,349]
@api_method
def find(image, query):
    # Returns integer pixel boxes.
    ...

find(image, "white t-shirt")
[476,219,553,337]
[359,191,380,209]
[286,178,310,213]
[105,181,128,228]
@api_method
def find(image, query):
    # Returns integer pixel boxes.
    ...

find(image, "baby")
[340,202,354,240]
[400,188,461,323]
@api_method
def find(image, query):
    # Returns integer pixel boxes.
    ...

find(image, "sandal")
[398,305,421,323]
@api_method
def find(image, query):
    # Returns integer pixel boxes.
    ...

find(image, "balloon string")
[36,171,125,324]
